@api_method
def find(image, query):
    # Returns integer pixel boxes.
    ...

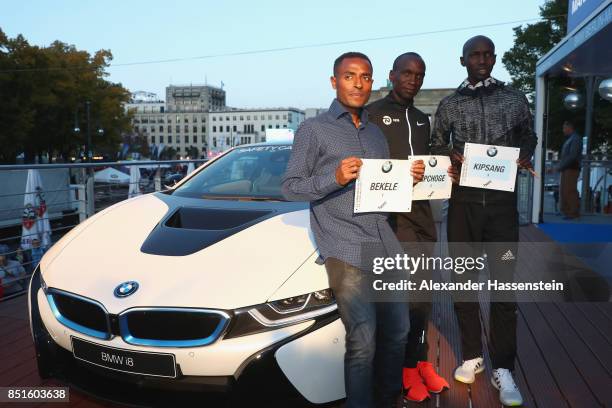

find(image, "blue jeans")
[325,258,409,408]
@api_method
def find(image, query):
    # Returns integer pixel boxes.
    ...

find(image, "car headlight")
[225,289,337,339]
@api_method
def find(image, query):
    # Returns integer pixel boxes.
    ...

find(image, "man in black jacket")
[368,52,450,403]
[431,36,537,407]
[556,120,582,219]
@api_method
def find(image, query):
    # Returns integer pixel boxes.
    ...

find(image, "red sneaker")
[417,361,450,393]
[402,367,430,402]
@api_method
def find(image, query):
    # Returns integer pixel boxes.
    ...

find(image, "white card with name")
[460,143,520,192]
[354,159,413,213]
[409,155,452,200]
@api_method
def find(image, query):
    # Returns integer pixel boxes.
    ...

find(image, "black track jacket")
[367,92,437,243]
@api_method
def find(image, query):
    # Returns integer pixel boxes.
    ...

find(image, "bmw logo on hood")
[114,281,139,298]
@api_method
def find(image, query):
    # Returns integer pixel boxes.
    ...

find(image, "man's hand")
[335,157,363,186]
[517,157,538,177]
[447,165,460,184]
[450,150,464,167]
[411,160,425,185]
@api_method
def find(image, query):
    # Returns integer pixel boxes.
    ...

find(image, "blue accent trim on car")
[118,307,230,348]
[46,291,111,340]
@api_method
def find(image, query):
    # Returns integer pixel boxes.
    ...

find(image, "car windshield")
[172,145,292,200]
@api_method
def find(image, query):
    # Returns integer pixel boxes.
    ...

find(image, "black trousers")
[447,200,518,370]
[389,213,434,368]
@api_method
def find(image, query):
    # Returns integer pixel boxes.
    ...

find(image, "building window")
[151,136,156,144]
[193,135,197,143]
[219,116,223,121]
[268,115,272,120]
[260,115,264,120]
[213,137,217,147]
[275,115,280,120]
[233,125,237,132]
[184,117,188,123]
[184,125,189,132]
[160,136,164,143]
[232,116,236,121]
[185,136,189,144]
[193,125,197,133]
[168,118,172,124]
[240,116,244,121]
[226,137,230,145]
[268,124,272,128]
[213,126,217,132]
[288,112,293,123]
[160,107,165,113]
[261,125,265,132]
[167,125,172,133]
[283,114,287,120]
[283,124,287,128]
[176,125,180,133]
[150,126,155,132]
[202,125,206,132]
[246,115,250,120]
[225,117,229,121]
[193,116,198,123]
[226,126,230,132]
[213,116,217,121]
[159,125,163,132]
[168,136,172,143]
[276,125,280,129]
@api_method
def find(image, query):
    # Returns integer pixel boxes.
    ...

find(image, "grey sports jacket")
[431,78,537,204]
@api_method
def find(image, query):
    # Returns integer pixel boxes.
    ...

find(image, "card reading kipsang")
[354,159,413,213]
[459,143,520,192]
[409,155,452,200]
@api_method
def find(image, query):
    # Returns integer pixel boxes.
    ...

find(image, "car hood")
[41,193,315,312]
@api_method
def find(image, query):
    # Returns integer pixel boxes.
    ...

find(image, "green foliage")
[0,29,132,163]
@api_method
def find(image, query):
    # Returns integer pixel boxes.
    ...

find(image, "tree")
[502,0,567,97]
[0,29,133,163]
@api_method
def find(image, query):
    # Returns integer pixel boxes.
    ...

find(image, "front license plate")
[71,337,177,378]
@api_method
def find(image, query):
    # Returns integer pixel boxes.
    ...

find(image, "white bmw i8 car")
[29,143,346,406]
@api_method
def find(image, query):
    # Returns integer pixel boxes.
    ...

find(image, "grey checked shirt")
[282,99,403,270]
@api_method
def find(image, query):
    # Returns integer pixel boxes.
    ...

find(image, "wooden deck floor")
[0,225,610,407]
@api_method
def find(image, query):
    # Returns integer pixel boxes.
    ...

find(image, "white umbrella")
[128,166,142,198]
[94,167,130,184]
[186,162,196,175]
[20,169,52,249]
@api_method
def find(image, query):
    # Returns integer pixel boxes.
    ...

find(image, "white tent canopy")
[94,167,130,184]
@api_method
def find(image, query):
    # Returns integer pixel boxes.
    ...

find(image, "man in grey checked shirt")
[282,52,424,408]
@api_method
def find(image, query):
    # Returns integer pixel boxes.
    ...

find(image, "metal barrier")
[0,159,206,300]
[543,159,612,215]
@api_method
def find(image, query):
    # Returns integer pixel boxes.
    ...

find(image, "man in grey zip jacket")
[430,35,537,407]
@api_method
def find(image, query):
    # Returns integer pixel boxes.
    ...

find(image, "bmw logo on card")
[382,161,393,173]
[114,281,139,298]
[428,157,438,167]
[487,146,498,157]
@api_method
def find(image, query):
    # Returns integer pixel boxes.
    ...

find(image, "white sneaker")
[491,368,523,406]
[454,356,484,384]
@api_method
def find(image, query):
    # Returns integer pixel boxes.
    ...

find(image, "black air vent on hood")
[165,207,272,230]
[141,206,278,256]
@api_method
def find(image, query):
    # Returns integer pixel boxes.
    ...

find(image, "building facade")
[125,85,304,158]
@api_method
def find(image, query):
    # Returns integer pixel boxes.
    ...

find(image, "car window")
[172,145,292,200]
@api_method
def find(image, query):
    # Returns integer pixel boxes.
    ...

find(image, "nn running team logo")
[382,116,393,126]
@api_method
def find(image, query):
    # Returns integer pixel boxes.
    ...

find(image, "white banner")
[354,159,413,213]
[460,143,520,192]
[410,155,452,200]
[20,169,52,249]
